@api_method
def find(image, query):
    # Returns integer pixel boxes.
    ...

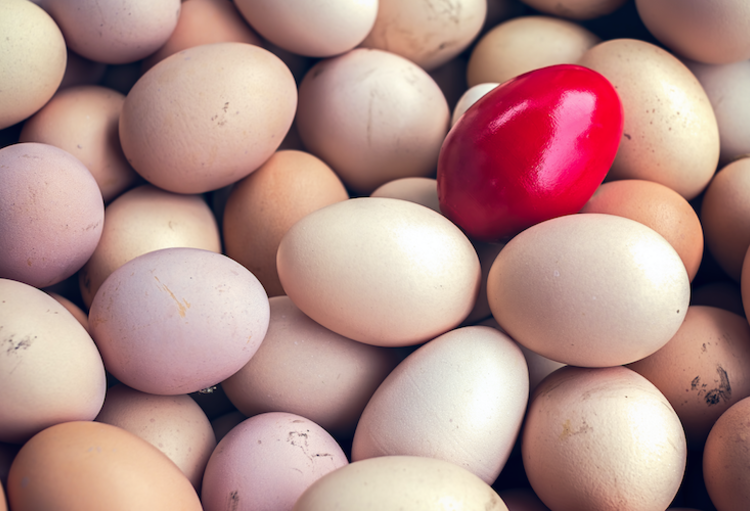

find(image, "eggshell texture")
[627,306,750,448]
[701,158,750,281]
[358,0,487,71]
[295,48,450,194]
[522,366,687,511]
[370,177,442,213]
[79,184,222,308]
[7,421,203,511]
[467,16,600,87]
[120,42,297,194]
[222,150,349,298]
[0,0,66,130]
[352,325,528,484]
[44,0,181,64]
[221,296,400,437]
[518,0,627,20]
[578,38,720,200]
[0,142,104,288]
[276,197,481,347]
[703,396,750,510]
[293,455,509,511]
[88,247,270,395]
[95,383,217,489]
[235,0,376,58]
[19,85,139,202]
[201,412,348,511]
[487,213,690,367]
[0,279,106,444]
[580,179,703,282]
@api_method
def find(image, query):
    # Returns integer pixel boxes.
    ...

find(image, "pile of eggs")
[3,0,750,509]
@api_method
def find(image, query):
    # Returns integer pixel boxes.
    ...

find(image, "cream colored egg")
[451,83,499,127]
[371,177,442,212]
[578,38,720,200]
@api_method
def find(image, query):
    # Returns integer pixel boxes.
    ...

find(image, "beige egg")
[518,0,627,19]
[296,48,450,194]
[293,456,509,511]
[523,366,686,511]
[578,38,720,200]
[701,157,750,281]
[0,0,66,130]
[487,213,690,367]
[451,83,499,127]
[222,150,349,297]
[79,184,221,308]
[277,197,481,347]
[467,16,600,87]
[371,177,442,212]
[359,0,487,71]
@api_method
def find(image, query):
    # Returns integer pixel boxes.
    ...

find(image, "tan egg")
[703,397,750,510]
[78,184,221,308]
[221,296,400,437]
[451,83,499,127]
[692,281,745,317]
[359,0,487,71]
[523,366,686,511]
[488,213,690,367]
[578,38,720,200]
[518,0,627,20]
[627,306,750,448]
[293,456,509,511]
[7,421,203,511]
[48,292,89,332]
[636,0,750,65]
[467,16,600,87]
[95,383,216,489]
[19,85,139,203]
[276,197,481,347]
[222,150,349,297]
[701,158,750,281]
[0,0,66,130]
[142,0,263,72]
[120,42,297,194]
[580,179,703,281]
[296,48,450,195]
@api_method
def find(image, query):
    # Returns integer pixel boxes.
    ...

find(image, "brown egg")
[518,0,627,19]
[580,179,704,281]
[578,38,720,200]
[467,15,600,87]
[19,85,139,203]
[222,150,349,297]
[79,184,221,308]
[7,421,203,511]
[701,157,750,281]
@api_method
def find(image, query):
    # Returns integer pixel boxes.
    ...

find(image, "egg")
[487,213,690,367]
[451,83,499,127]
[48,292,89,331]
[370,177,442,213]
[518,0,627,19]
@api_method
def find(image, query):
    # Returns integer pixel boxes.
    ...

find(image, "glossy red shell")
[437,64,624,242]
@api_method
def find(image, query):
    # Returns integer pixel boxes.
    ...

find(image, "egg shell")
[44,0,181,64]
[522,366,687,511]
[467,15,600,87]
[7,421,202,511]
[578,38,720,200]
[580,179,704,281]
[19,85,139,203]
[358,0,487,71]
[518,0,627,20]
[48,292,89,332]
[295,48,450,194]
[451,83,499,127]
[487,213,690,367]
[0,142,104,289]
[0,279,106,444]
[95,383,217,489]
[0,0,66,130]
[201,412,348,511]
[88,247,270,395]
[78,184,222,308]
[222,149,349,298]
[352,325,528,484]
[221,296,400,437]
[276,197,481,347]
[119,42,297,194]
[293,455,509,511]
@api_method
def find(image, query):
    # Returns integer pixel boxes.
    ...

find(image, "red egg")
[437,64,623,242]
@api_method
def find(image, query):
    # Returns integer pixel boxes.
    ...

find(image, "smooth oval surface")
[276,197,481,347]
[487,213,690,367]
